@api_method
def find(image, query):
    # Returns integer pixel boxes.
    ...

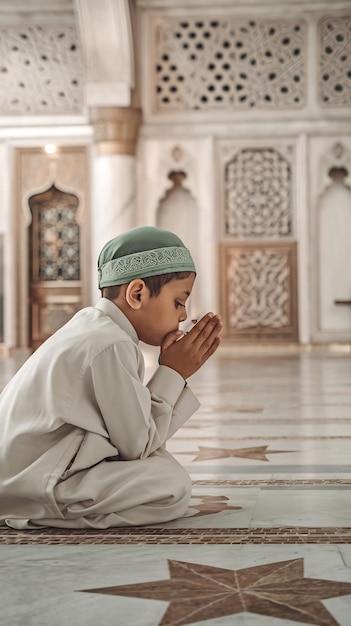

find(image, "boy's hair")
[102,271,193,300]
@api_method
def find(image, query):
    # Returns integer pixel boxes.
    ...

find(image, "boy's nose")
[180,309,187,323]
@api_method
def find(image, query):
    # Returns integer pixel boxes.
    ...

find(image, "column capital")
[90,107,142,156]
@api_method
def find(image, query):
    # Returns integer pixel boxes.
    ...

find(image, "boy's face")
[135,274,195,346]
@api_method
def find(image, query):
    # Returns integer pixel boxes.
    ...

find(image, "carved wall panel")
[152,16,306,112]
[0,25,83,114]
[220,243,298,341]
[224,147,293,237]
[319,16,351,107]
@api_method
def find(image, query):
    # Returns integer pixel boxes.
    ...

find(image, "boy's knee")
[169,462,192,507]
[157,454,191,492]
[181,467,193,498]
[179,471,192,514]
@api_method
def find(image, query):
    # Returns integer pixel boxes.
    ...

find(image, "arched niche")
[139,138,216,321]
[14,146,89,348]
[28,184,80,282]
[318,166,351,332]
[27,183,82,350]
[156,170,202,321]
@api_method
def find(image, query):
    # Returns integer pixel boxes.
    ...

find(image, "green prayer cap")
[98,226,196,288]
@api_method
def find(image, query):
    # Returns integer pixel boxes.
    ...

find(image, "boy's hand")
[159,313,222,380]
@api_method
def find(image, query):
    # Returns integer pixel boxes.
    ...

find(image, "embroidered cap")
[98,226,196,288]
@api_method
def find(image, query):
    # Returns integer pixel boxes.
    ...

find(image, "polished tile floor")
[1,344,351,626]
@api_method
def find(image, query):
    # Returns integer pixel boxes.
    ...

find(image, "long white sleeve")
[85,340,199,460]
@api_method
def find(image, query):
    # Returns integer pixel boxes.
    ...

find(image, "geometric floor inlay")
[81,558,351,626]
[188,495,242,517]
[184,445,295,461]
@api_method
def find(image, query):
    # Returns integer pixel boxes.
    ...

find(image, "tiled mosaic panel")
[220,242,298,340]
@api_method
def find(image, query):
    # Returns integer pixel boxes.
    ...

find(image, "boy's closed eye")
[175,300,186,309]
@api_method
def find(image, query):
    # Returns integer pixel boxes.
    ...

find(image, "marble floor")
[1,344,351,626]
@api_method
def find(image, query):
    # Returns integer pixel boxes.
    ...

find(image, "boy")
[0,226,222,529]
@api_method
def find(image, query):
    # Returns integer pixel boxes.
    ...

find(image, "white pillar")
[90,106,142,302]
[295,133,310,345]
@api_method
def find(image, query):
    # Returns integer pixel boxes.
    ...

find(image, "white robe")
[0,298,200,529]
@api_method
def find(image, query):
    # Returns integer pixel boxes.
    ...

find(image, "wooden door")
[29,184,82,350]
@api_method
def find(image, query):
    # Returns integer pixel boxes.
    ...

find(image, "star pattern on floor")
[183,444,294,462]
[189,495,242,517]
[81,557,351,626]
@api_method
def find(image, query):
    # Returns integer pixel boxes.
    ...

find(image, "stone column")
[90,106,142,302]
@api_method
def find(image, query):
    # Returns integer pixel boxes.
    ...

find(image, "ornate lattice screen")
[225,148,293,238]
[153,17,306,112]
[29,185,80,282]
[28,183,82,349]
[319,16,351,107]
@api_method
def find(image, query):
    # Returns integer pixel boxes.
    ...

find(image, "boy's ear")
[125,279,147,310]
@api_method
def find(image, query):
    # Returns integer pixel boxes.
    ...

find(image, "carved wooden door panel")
[220,242,298,341]
[29,184,82,350]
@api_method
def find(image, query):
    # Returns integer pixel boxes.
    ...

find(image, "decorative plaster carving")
[319,141,351,190]
[0,25,83,114]
[152,16,306,112]
[171,145,184,162]
[319,15,351,107]
[221,242,298,340]
[224,147,293,238]
[147,144,200,220]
